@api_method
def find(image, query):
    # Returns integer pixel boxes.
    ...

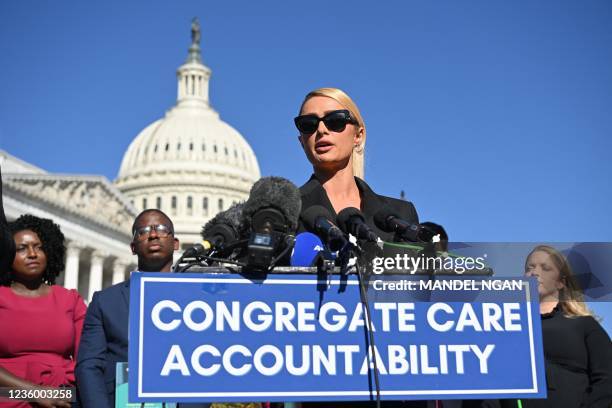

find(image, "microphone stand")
[345,238,382,408]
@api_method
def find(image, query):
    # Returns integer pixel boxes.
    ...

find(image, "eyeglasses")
[294,110,358,134]
[133,224,173,241]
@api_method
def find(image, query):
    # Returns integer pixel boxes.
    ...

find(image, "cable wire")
[355,260,381,408]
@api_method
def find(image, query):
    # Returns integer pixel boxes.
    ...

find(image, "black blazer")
[500,306,612,408]
[298,175,419,242]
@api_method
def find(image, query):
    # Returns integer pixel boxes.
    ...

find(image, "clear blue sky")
[1,1,611,329]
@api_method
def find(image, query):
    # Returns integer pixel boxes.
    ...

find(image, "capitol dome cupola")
[176,18,211,108]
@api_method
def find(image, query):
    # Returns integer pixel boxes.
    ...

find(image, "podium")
[127,258,547,404]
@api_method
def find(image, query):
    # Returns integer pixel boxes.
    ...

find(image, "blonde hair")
[526,245,593,317]
[299,88,366,179]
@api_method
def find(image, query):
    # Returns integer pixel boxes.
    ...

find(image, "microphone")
[373,207,435,243]
[290,232,326,267]
[182,243,206,259]
[240,177,302,270]
[240,176,301,235]
[173,243,209,272]
[336,207,379,243]
[201,202,244,254]
[300,205,348,252]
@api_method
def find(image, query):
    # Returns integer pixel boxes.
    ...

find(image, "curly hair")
[1,214,66,286]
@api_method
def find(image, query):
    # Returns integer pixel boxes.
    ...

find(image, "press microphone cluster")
[293,204,438,269]
[175,177,302,273]
[295,206,378,270]
[176,177,436,272]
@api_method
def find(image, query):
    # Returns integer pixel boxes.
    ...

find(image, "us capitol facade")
[1,20,260,302]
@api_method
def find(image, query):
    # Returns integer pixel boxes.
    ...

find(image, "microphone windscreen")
[201,202,244,243]
[291,232,324,267]
[336,207,365,234]
[301,205,335,232]
[241,176,301,234]
[373,206,398,233]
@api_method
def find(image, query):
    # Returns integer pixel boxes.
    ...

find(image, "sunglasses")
[133,224,173,241]
[294,110,358,134]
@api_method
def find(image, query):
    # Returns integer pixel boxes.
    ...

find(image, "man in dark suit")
[75,209,179,408]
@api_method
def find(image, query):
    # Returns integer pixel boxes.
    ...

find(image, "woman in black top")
[294,89,424,408]
[517,245,612,408]
[294,87,419,238]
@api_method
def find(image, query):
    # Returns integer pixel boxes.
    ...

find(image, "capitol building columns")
[112,259,130,285]
[87,251,107,301]
[63,242,83,290]
[63,243,134,301]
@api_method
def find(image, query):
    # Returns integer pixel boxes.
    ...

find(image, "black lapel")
[299,175,337,217]
[300,175,385,218]
[300,175,393,240]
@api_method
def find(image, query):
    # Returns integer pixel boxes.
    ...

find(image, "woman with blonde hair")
[517,245,612,407]
[294,87,419,240]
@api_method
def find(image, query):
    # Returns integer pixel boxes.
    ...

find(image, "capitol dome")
[115,19,260,245]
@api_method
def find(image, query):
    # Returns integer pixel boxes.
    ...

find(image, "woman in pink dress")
[0,215,87,407]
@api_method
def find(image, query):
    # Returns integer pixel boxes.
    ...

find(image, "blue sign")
[128,273,546,403]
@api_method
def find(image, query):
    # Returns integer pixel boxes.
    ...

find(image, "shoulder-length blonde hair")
[526,245,593,317]
[299,88,366,179]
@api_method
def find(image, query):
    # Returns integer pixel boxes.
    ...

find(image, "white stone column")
[63,243,82,290]
[88,251,106,302]
[112,260,128,285]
